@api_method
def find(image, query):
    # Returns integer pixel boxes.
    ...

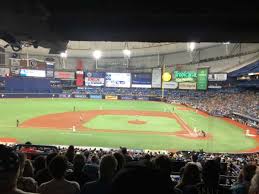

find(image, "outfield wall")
[0,93,162,101]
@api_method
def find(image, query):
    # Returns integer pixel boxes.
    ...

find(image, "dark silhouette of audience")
[38,155,80,194]
[81,154,117,194]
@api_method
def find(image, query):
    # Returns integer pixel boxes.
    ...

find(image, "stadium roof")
[1,1,259,54]
[229,61,259,77]
[0,40,221,57]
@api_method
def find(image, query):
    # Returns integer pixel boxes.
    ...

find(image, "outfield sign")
[89,94,103,99]
[178,82,197,90]
[120,96,134,100]
[132,73,152,88]
[55,71,75,79]
[208,73,227,81]
[152,68,162,88]
[196,68,209,90]
[174,71,197,82]
[163,81,178,89]
[74,94,88,98]
[105,73,131,88]
[20,69,46,78]
[0,67,10,77]
[105,95,118,100]
[85,72,105,86]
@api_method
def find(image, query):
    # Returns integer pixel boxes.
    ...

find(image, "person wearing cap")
[0,145,35,194]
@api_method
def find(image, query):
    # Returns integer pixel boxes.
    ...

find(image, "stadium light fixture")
[60,51,67,58]
[93,50,102,60]
[123,49,131,58]
[189,42,196,52]
[223,42,230,45]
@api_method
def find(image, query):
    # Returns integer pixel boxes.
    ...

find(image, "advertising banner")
[197,68,209,90]
[132,73,152,88]
[105,73,131,88]
[76,71,84,86]
[105,95,118,100]
[74,94,88,98]
[59,94,72,98]
[163,81,178,89]
[89,94,103,99]
[46,62,54,78]
[85,72,105,86]
[152,68,162,88]
[20,69,46,77]
[136,96,149,100]
[20,59,46,70]
[208,73,227,81]
[174,71,197,82]
[0,68,10,77]
[54,71,75,79]
[10,59,20,76]
[178,82,197,90]
[120,96,134,100]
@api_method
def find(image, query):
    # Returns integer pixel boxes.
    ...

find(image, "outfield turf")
[0,98,257,152]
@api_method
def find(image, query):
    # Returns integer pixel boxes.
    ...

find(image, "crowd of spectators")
[1,143,259,194]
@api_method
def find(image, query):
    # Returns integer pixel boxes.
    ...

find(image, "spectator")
[35,152,58,186]
[249,171,259,194]
[38,155,80,194]
[113,152,125,173]
[111,163,177,194]
[120,147,132,163]
[176,163,201,194]
[203,159,220,194]
[0,145,34,194]
[66,145,75,163]
[190,153,202,171]
[154,155,172,175]
[33,156,46,175]
[231,164,257,194]
[66,154,88,187]
[81,154,117,194]
[23,160,34,178]
[17,153,38,193]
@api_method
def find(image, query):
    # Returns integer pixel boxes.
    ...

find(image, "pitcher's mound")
[128,119,147,125]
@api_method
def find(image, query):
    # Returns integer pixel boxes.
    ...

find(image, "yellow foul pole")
[161,63,165,99]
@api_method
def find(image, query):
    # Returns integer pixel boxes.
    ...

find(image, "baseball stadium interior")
[1,1,259,194]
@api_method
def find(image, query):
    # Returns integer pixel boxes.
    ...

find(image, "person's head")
[34,155,46,173]
[73,154,86,172]
[46,152,58,167]
[18,152,26,177]
[111,164,174,194]
[113,152,125,172]
[120,147,127,155]
[0,145,20,191]
[49,155,67,180]
[249,171,259,194]
[65,145,75,163]
[23,159,34,177]
[243,164,257,182]
[192,154,198,162]
[180,163,201,186]
[99,154,118,180]
[154,155,172,174]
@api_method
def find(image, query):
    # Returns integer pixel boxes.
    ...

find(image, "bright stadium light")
[223,42,230,45]
[189,42,196,52]
[123,49,131,58]
[60,51,67,58]
[93,50,102,60]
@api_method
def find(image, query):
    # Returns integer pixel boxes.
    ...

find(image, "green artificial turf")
[84,115,182,132]
[0,98,257,152]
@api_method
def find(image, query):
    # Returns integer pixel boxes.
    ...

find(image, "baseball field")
[0,98,258,153]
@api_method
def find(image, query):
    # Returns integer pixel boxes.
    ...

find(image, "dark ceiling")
[1,0,259,53]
